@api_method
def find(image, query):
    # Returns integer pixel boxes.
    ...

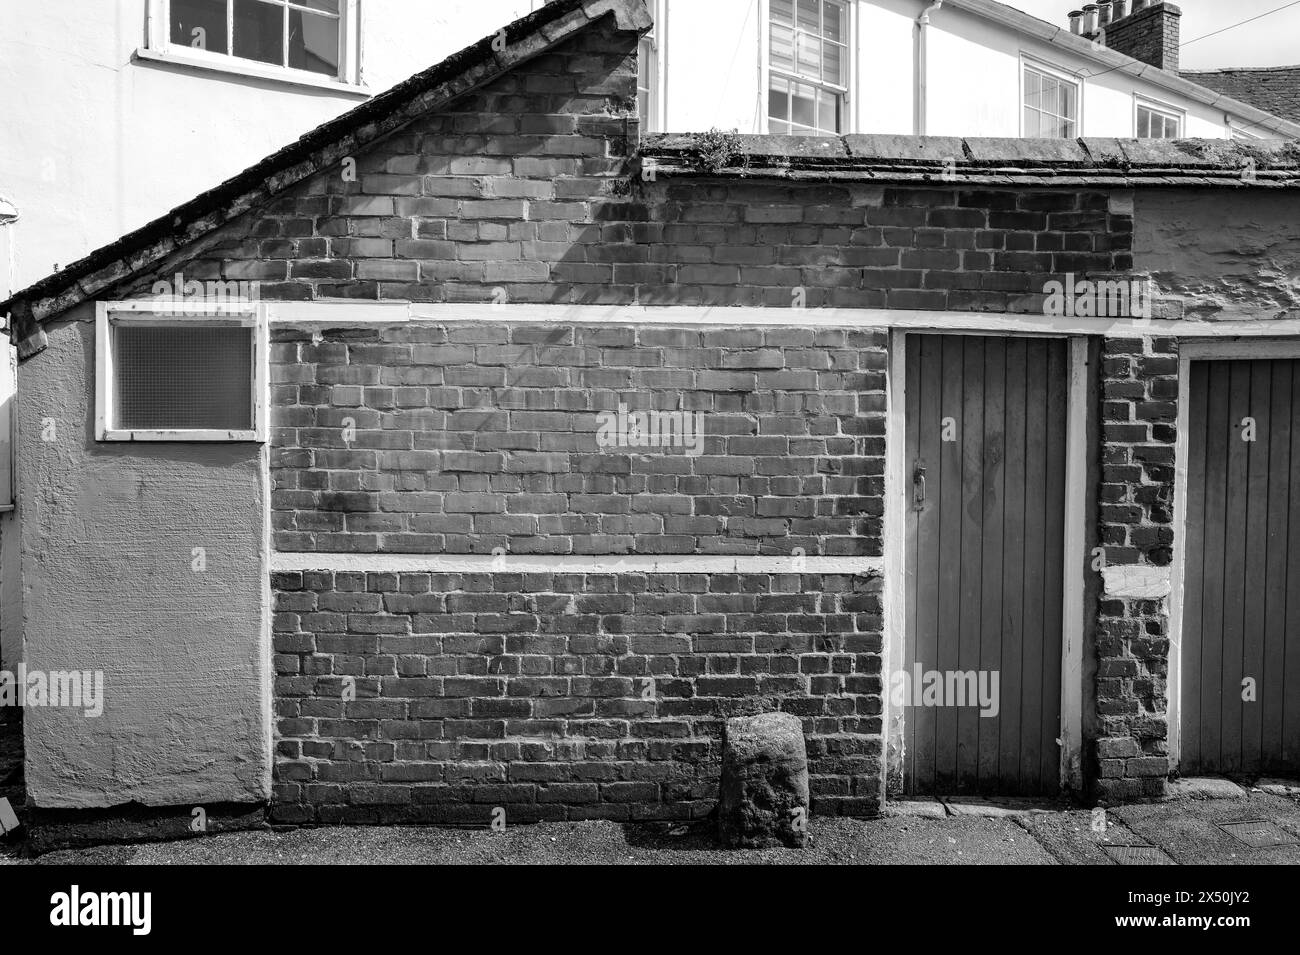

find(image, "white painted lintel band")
[271,553,883,576]
[259,302,1300,338]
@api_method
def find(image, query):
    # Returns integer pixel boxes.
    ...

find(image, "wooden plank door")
[904,334,1068,796]
[1181,358,1300,776]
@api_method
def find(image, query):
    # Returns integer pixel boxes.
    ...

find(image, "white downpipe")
[915,0,945,136]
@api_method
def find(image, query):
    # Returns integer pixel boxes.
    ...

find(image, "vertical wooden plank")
[904,334,922,793]
[1241,360,1271,773]
[934,335,965,791]
[1019,338,1048,790]
[978,338,1007,792]
[1197,361,1230,774]
[1180,361,1210,772]
[1261,360,1291,771]
[999,337,1028,792]
[1284,363,1300,767]
[957,336,986,791]
[1040,340,1067,792]
[1220,361,1252,774]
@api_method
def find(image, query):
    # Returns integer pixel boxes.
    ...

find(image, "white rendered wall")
[661,0,764,134]
[0,0,538,291]
[652,0,1274,139]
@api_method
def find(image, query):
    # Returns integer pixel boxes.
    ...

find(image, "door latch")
[913,461,927,510]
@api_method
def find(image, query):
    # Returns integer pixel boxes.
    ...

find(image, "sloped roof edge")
[1,0,651,354]
[642,133,1300,186]
[945,0,1300,140]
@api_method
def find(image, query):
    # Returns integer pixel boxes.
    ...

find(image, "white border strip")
[1059,336,1087,791]
[883,329,908,794]
[259,301,1300,337]
[1170,345,1190,773]
[271,553,883,575]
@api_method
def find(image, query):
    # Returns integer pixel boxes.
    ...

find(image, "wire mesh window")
[768,0,847,136]
[1023,66,1078,138]
[112,324,254,431]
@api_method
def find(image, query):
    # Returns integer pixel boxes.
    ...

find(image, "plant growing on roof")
[689,127,747,174]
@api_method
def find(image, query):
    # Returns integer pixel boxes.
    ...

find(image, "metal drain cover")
[1218,820,1300,848]
[1103,845,1176,865]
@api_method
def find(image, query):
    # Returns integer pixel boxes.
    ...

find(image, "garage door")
[903,334,1067,796]
[1181,358,1300,776]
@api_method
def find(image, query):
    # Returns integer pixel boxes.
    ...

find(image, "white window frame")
[1134,95,1184,139]
[138,0,366,94]
[95,301,268,443]
[762,0,855,136]
[1019,55,1083,139]
[638,0,669,134]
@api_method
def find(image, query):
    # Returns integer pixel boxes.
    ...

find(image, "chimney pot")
[1131,0,1147,11]
[1082,3,1098,33]
[1097,0,1112,27]
[1112,0,1128,19]
[1068,9,1084,33]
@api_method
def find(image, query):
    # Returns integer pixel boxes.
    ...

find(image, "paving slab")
[940,796,1061,818]
[1165,776,1248,800]
[885,799,948,819]
[1111,793,1300,865]
[1015,808,1147,865]
[1255,778,1300,798]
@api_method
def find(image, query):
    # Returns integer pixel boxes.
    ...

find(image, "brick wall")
[271,569,883,823]
[116,11,1167,812]
[270,323,886,556]
[1095,336,1178,799]
[149,176,1135,313]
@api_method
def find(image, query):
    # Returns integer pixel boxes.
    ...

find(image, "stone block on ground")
[717,711,810,849]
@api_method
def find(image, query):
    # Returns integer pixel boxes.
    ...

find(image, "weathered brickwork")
[122,18,641,304]
[271,569,883,823]
[120,20,1133,315]
[1095,335,1178,799]
[136,176,1135,314]
[270,323,886,556]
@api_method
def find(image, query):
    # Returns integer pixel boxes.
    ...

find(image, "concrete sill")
[133,47,371,98]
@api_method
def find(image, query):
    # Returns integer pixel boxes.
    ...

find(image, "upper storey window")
[1023,64,1078,138]
[141,0,363,91]
[768,0,849,136]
